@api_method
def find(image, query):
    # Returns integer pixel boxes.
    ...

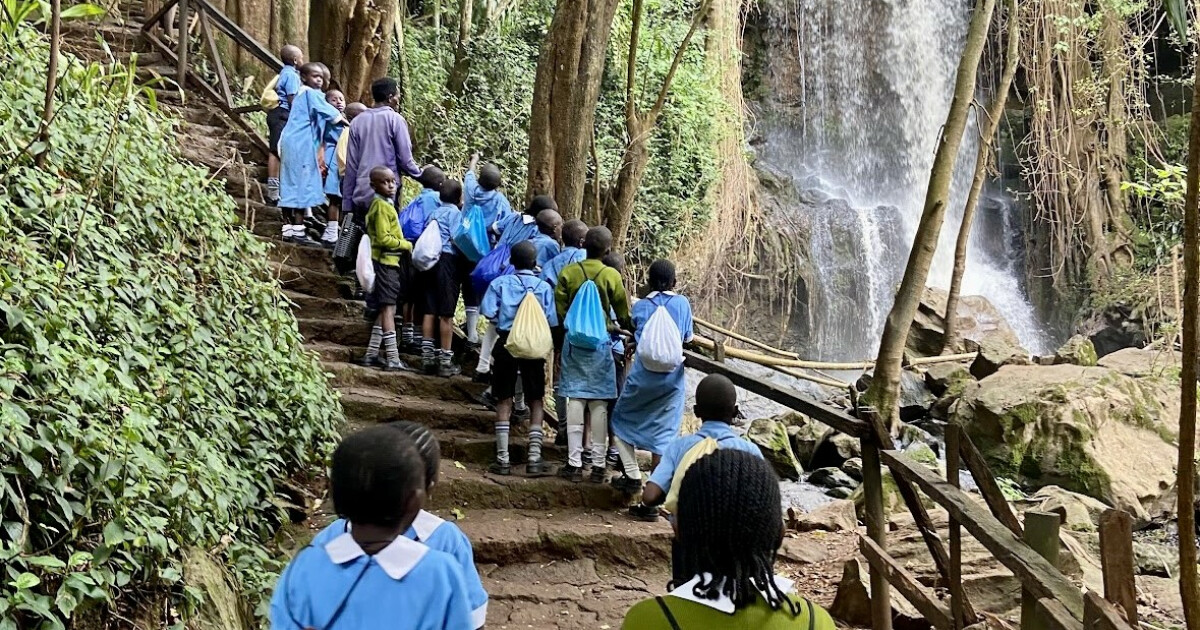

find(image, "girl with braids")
[308,421,490,629]
[621,449,836,629]
[269,425,472,629]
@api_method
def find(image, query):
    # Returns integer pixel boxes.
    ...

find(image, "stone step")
[338,386,495,433]
[268,261,346,300]
[298,317,376,347]
[482,560,670,630]
[437,429,568,468]
[304,341,356,363]
[325,361,484,403]
[433,461,633,513]
[451,508,671,567]
[263,237,336,274]
[286,291,362,320]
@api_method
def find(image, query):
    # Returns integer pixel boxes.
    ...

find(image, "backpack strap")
[804,597,816,630]
[655,596,683,630]
[577,261,602,283]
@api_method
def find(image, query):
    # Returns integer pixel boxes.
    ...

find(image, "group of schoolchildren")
[263,43,835,630]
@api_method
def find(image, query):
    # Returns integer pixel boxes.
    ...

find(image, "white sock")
[465,308,480,344]
[588,400,608,465]
[281,224,294,239]
[566,398,586,468]
[476,323,499,373]
[322,222,339,242]
[613,435,642,480]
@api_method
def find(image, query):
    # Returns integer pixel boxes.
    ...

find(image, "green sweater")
[365,194,411,266]
[621,594,835,630]
[554,258,632,331]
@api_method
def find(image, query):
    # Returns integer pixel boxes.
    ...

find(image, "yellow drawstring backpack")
[260,75,280,111]
[663,437,719,513]
[506,289,552,359]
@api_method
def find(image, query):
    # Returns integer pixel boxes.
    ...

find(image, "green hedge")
[0,25,341,627]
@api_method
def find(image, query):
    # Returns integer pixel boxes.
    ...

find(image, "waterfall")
[758,0,1051,361]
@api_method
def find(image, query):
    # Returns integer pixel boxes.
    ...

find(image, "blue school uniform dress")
[322,123,344,197]
[269,527,473,630]
[610,292,695,455]
[497,214,539,246]
[528,233,561,268]
[540,246,586,287]
[279,86,343,209]
[465,171,514,241]
[647,420,763,492]
[309,515,489,629]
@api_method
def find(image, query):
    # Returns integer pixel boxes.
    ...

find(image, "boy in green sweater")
[360,167,414,371]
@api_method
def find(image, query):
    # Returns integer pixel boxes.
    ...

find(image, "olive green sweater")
[621,593,835,630]
[554,258,632,331]
[365,194,411,267]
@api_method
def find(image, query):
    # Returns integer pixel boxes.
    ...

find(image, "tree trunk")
[309,0,398,102]
[36,0,61,168]
[445,0,473,95]
[1177,10,1200,628]
[525,0,620,215]
[943,0,1019,352]
[867,0,996,433]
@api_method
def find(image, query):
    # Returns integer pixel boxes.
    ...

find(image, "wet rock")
[829,558,928,630]
[787,499,858,532]
[842,457,863,481]
[902,441,939,468]
[1077,302,1148,358]
[899,371,936,421]
[969,336,1031,380]
[907,287,1024,358]
[1054,335,1098,366]
[810,430,860,470]
[782,412,827,469]
[747,417,804,481]
[1029,486,1110,533]
[809,467,858,490]
[825,487,855,499]
[954,364,1180,519]
[924,363,974,398]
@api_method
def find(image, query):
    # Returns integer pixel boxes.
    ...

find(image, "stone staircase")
[63,11,679,628]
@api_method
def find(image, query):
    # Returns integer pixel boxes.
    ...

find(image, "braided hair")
[672,448,799,614]
[387,421,441,489]
[330,425,425,527]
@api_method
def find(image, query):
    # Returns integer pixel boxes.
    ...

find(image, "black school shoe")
[557,464,583,483]
[437,362,461,378]
[629,503,660,522]
[488,461,511,476]
[526,460,552,477]
[472,370,491,384]
[588,466,607,484]
[383,358,417,373]
[611,475,643,495]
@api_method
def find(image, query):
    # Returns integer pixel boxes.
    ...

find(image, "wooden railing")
[140,0,281,153]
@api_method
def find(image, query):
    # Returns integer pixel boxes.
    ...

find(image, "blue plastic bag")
[564,276,608,350]
[452,205,492,262]
[497,214,539,246]
[399,200,428,241]
[470,243,514,297]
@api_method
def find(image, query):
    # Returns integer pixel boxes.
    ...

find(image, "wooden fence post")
[861,437,893,630]
[1098,509,1137,626]
[946,424,965,630]
[1020,512,1060,630]
[175,0,189,91]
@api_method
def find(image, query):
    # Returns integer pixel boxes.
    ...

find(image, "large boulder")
[810,430,861,470]
[1054,335,1098,366]
[907,287,1024,358]
[829,558,928,630]
[1077,302,1149,358]
[970,336,1031,379]
[1098,346,1183,379]
[953,363,1180,519]
[1028,486,1110,532]
[787,499,858,532]
[746,417,804,481]
[924,363,974,398]
[781,412,827,468]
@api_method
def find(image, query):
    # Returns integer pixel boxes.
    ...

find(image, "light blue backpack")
[564,263,609,350]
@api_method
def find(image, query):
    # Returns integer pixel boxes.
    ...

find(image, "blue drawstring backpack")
[452,205,491,262]
[398,200,428,241]
[564,263,609,350]
[470,243,515,297]
[498,215,539,246]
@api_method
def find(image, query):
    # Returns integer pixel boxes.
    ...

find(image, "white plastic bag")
[355,235,376,294]
[638,302,683,373]
[412,220,443,272]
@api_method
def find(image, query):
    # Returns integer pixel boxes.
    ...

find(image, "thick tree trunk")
[445,0,473,96]
[526,0,620,215]
[309,0,397,102]
[867,0,996,433]
[943,0,1019,352]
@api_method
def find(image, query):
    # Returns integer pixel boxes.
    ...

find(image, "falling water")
[759,0,1051,360]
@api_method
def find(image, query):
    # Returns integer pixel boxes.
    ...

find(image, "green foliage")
[0,0,106,37]
[0,25,341,627]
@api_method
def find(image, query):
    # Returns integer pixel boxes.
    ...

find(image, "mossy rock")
[747,417,804,481]
[1054,335,1098,367]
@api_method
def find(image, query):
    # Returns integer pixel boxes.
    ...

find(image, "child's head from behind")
[511,241,538,271]
[325,89,346,112]
[387,421,441,492]
[648,259,676,293]
[693,374,738,423]
[536,209,563,240]
[584,226,613,260]
[370,166,397,198]
[562,219,588,249]
[602,250,625,273]
[331,425,426,531]
[440,179,464,207]
[479,163,502,191]
[419,165,446,191]
[344,102,368,120]
[527,194,557,217]
[371,77,400,107]
[281,44,303,67]
[299,62,324,90]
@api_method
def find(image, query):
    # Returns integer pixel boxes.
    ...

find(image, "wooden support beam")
[957,428,1022,537]
[191,0,282,71]
[1098,510,1137,626]
[859,535,953,630]
[175,0,188,90]
[1021,512,1060,630]
[1038,598,1084,630]
[141,0,180,33]
[861,440,893,630]
[199,13,232,107]
[946,424,966,630]
[880,450,1086,620]
[682,350,869,437]
[1083,591,1137,630]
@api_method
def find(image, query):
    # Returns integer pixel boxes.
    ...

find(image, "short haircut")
[370,166,394,183]
[371,77,399,104]
[387,421,441,488]
[694,374,737,421]
[440,179,463,205]
[479,163,502,191]
[527,195,558,215]
[584,226,613,259]
[536,209,562,236]
[345,102,368,119]
[510,241,538,271]
[330,425,425,527]
[648,259,677,292]
[674,449,796,614]
[299,62,323,79]
[602,251,625,272]
[280,44,302,65]
[419,165,446,191]
[561,219,588,248]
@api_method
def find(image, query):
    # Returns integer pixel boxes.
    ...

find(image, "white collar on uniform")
[646,291,678,299]
[668,573,796,614]
[411,510,445,542]
[324,532,429,580]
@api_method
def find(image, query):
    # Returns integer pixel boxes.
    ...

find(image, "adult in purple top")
[341,77,422,216]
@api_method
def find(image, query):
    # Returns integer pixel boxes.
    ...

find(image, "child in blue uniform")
[265,44,303,205]
[420,180,464,377]
[464,154,514,244]
[481,241,558,476]
[310,421,490,628]
[270,425,473,629]
[279,63,345,247]
[541,219,588,288]
[398,166,446,352]
[529,209,563,268]
[610,260,695,493]
[319,89,348,248]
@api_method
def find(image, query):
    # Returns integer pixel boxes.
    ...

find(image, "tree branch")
[36,0,62,168]
[625,0,644,127]
[647,0,710,124]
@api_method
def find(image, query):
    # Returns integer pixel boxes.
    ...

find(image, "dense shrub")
[0,25,341,627]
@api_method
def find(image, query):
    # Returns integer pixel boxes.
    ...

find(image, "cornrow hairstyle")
[387,421,441,488]
[330,425,425,527]
[672,449,800,615]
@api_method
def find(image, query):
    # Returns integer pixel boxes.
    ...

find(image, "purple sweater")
[341,106,422,212]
